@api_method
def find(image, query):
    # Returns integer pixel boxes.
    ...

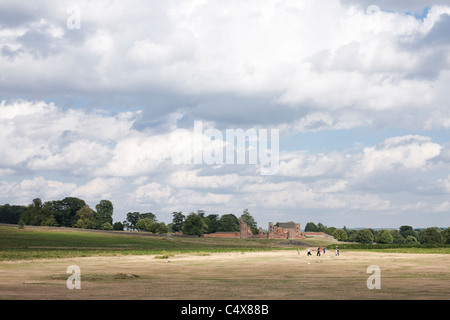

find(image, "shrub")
[405,235,419,244]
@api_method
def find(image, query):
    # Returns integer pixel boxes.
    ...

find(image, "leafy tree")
[347,229,358,242]
[182,212,208,236]
[325,227,336,236]
[376,229,393,244]
[442,227,450,244]
[151,222,168,234]
[356,229,374,244]
[51,197,86,227]
[399,225,416,238]
[0,204,26,224]
[126,212,141,231]
[390,229,405,244]
[419,227,443,244]
[172,211,185,232]
[140,212,157,222]
[333,228,348,241]
[240,209,258,235]
[94,200,113,229]
[304,222,317,232]
[316,222,326,232]
[74,205,95,229]
[204,214,220,234]
[137,218,154,232]
[113,221,124,231]
[218,214,240,232]
[405,235,419,244]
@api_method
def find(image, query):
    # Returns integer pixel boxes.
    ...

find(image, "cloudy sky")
[1,0,450,228]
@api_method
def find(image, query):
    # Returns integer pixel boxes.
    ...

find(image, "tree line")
[0,198,116,230]
[0,198,258,236]
[305,221,450,245]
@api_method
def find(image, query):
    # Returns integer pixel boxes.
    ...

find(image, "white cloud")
[0,177,76,204]
[360,135,441,173]
[71,177,123,200]
[2,1,450,227]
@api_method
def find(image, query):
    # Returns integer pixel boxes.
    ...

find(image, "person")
[335,246,339,256]
[317,247,321,256]
[307,248,311,256]
[323,247,326,255]
[297,248,301,256]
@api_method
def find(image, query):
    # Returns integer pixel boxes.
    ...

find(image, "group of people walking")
[301,246,339,256]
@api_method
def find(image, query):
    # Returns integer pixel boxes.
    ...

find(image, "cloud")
[1,1,450,227]
[0,177,76,204]
[1,1,450,132]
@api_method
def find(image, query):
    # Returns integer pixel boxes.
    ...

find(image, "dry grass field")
[1,249,449,300]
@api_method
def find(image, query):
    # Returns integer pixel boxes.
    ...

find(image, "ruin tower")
[268,222,274,239]
[240,219,248,239]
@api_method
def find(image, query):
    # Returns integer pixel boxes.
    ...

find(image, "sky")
[1,0,450,229]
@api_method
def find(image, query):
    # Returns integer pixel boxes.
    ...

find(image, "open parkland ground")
[0,225,449,300]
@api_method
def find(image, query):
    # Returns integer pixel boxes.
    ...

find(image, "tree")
[240,209,258,235]
[126,212,141,231]
[182,212,208,236]
[152,222,168,234]
[218,214,240,232]
[399,225,416,238]
[0,204,26,224]
[304,222,317,232]
[137,218,154,232]
[333,229,348,241]
[325,227,336,236]
[390,229,405,244]
[347,229,358,242]
[356,229,374,244]
[113,221,124,231]
[74,205,95,229]
[100,222,113,230]
[49,197,86,227]
[442,228,450,244]
[94,200,113,229]
[419,227,443,244]
[376,229,393,244]
[316,222,326,232]
[140,212,157,222]
[405,235,419,244]
[171,211,185,232]
[204,214,220,234]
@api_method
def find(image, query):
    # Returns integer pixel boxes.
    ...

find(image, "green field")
[0,226,309,261]
[1,225,448,261]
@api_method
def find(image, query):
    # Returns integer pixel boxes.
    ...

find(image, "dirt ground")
[0,249,449,300]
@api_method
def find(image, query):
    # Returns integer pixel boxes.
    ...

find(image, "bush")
[100,222,113,230]
[405,235,419,244]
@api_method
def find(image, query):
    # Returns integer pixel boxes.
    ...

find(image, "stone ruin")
[204,219,305,240]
